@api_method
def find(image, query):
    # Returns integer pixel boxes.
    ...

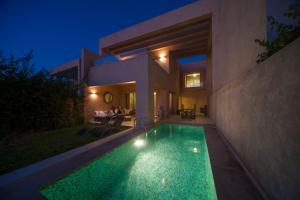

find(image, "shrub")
[0,51,83,141]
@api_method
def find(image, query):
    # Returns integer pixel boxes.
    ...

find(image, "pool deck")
[204,126,264,199]
[0,119,264,200]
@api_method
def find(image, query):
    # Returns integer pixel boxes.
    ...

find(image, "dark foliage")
[255,3,300,63]
[0,51,83,140]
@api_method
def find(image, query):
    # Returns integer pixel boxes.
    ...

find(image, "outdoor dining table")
[180,109,196,119]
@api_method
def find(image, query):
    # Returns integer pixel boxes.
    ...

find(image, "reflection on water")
[42,124,217,200]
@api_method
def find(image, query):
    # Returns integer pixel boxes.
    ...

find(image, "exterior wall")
[88,54,152,126]
[214,38,300,199]
[209,0,267,121]
[169,55,181,113]
[148,54,180,118]
[206,55,213,117]
[180,61,208,112]
[209,0,300,198]
[180,88,207,112]
[80,48,100,83]
[211,0,267,92]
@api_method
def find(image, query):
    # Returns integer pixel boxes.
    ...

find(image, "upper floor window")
[185,73,201,88]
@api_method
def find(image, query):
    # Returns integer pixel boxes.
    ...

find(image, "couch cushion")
[94,110,107,117]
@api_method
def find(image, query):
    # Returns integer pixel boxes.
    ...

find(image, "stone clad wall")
[215,38,300,199]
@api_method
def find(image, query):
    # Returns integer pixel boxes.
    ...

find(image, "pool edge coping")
[214,129,270,200]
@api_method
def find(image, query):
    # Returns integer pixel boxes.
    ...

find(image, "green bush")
[0,51,83,141]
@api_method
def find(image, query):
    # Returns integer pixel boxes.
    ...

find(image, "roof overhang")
[99,0,214,59]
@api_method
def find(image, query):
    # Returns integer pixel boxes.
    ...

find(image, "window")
[185,73,201,88]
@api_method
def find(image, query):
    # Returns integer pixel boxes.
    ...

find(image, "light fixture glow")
[193,73,197,77]
[154,92,157,95]
[161,177,167,186]
[159,53,167,62]
[159,56,166,62]
[134,139,145,147]
[90,91,97,98]
[193,147,199,153]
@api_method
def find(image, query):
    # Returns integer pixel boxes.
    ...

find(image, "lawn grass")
[0,124,131,175]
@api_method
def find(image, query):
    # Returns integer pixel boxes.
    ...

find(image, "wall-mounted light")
[159,54,167,62]
[154,92,157,95]
[90,91,97,98]
[159,55,167,62]
[158,52,168,62]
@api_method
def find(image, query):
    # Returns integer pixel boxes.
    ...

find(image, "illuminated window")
[185,73,201,88]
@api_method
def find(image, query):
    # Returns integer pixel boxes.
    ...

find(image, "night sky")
[0,0,196,70]
[1,0,298,70]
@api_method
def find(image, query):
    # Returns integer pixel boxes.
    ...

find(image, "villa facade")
[52,0,266,126]
[51,1,300,199]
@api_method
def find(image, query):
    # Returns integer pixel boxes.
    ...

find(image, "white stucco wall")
[89,54,152,126]
[148,55,180,118]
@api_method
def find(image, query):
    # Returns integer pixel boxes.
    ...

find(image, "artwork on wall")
[103,92,113,104]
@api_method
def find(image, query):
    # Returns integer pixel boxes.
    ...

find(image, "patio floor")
[121,118,135,127]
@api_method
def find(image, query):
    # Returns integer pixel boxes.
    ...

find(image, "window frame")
[184,73,201,88]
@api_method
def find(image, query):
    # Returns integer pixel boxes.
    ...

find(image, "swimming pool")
[41,124,217,200]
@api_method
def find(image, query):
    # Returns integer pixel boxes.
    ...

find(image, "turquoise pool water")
[41,124,217,200]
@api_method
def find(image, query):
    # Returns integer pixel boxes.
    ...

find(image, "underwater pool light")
[134,139,145,147]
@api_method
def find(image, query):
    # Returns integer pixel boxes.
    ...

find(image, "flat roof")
[50,59,79,75]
